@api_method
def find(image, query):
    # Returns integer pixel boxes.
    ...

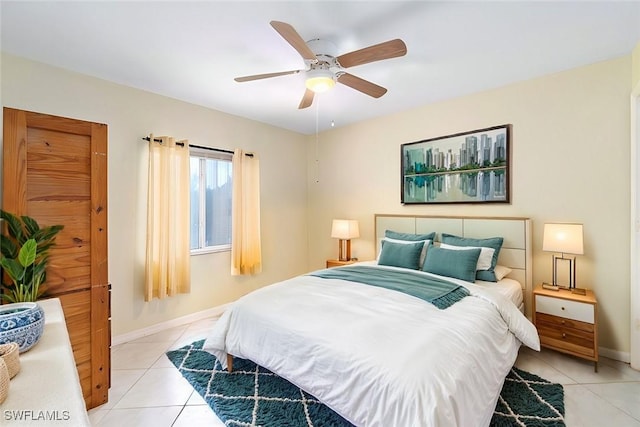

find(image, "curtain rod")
[142,137,253,157]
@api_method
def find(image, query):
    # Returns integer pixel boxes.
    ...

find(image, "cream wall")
[0,53,309,336]
[307,55,632,355]
[633,42,640,87]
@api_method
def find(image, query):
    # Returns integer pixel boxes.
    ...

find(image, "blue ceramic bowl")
[0,302,45,353]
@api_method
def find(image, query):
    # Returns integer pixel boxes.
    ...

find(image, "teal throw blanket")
[309,265,470,309]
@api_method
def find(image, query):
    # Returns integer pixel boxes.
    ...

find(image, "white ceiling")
[1,1,639,135]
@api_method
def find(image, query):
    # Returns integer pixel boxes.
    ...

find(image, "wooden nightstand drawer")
[538,334,595,358]
[535,294,594,323]
[535,312,594,333]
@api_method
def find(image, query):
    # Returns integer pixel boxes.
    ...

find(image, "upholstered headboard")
[374,214,533,317]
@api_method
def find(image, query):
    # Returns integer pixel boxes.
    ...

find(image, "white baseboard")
[599,346,630,363]
[112,303,231,346]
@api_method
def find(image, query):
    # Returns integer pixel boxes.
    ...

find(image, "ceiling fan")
[234,21,407,109]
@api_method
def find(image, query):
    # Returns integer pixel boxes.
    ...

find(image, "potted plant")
[0,209,63,303]
[0,210,63,352]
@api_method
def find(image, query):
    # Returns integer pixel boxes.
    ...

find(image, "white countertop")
[1,298,90,426]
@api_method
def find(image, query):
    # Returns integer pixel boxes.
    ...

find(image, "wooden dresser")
[2,108,110,408]
[2,298,91,426]
[533,284,598,371]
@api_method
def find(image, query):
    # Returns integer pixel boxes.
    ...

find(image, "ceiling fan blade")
[270,21,317,61]
[298,89,315,109]
[234,70,301,82]
[337,39,407,68]
[337,73,387,98]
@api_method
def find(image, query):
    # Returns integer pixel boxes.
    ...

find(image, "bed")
[203,215,539,427]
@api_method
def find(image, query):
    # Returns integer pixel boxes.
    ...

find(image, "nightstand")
[326,259,357,268]
[533,284,598,371]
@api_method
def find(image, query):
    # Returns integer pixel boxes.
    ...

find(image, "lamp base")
[337,239,352,262]
[571,287,587,295]
[551,253,577,288]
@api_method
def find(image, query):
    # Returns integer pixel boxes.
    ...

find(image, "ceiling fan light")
[305,69,335,93]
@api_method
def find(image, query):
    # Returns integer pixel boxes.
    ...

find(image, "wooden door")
[2,107,109,409]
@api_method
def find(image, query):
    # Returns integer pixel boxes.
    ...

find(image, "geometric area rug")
[166,340,565,427]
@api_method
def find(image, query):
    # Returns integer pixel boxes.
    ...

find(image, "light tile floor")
[89,316,640,426]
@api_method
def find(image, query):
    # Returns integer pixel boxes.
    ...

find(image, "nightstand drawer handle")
[561,320,566,325]
[562,333,566,338]
[561,307,565,310]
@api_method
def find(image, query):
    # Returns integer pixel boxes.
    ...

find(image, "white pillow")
[494,265,513,281]
[439,243,495,271]
[379,237,432,267]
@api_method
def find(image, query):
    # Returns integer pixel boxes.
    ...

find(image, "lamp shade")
[331,219,360,240]
[542,223,584,255]
[306,69,335,93]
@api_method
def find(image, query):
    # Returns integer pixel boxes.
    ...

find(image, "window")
[190,148,233,253]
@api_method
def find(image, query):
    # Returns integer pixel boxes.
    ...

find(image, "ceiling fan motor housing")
[306,39,342,75]
[306,38,338,58]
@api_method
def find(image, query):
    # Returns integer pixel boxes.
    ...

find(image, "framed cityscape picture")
[401,124,511,204]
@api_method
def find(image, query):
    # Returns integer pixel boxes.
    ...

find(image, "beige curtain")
[231,149,262,275]
[144,135,191,301]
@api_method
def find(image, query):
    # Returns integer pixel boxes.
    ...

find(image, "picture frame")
[401,124,511,204]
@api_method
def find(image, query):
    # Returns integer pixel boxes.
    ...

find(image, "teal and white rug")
[166,340,565,427]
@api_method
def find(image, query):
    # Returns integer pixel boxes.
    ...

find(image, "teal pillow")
[378,240,425,270]
[381,237,433,268]
[385,230,436,242]
[440,234,504,282]
[422,246,481,282]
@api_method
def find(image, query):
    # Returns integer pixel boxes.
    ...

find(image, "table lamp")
[331,219,360,261]
[542,223,585,294]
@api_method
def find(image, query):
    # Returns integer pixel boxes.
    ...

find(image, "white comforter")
[203,263,540,427]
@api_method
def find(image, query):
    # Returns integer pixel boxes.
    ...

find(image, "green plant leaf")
[1,292,18,304]
[22,215,40,235]
[34,225,64,242]
[31,261,47,277]
[1,235,18,259]
[18,238,37,268]
[0,257,25,282]
[1,209,24,243]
